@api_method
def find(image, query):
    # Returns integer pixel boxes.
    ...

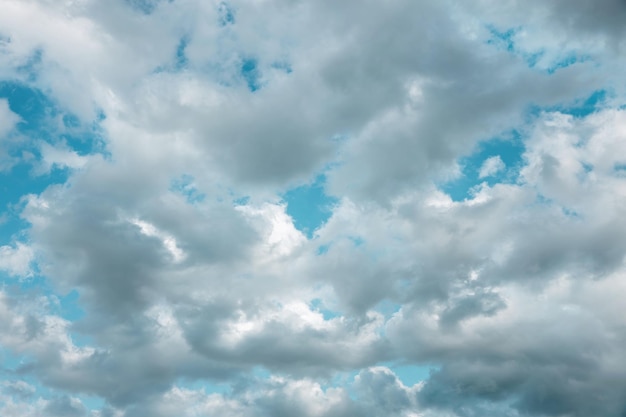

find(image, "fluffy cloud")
[478,156,505,179]
[1,0,626,416]
[0,243,33,277]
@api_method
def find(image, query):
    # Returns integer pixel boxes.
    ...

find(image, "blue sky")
[1,1,626,416]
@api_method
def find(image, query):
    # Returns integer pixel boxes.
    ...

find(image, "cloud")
[1,0,626,416]
[0,382,95,417]
[0,243,34,277]
[119,367,426,417]
[388,271,626,416]
[33,141,91,175]
[478,155,505,178]
[0,98,20,138]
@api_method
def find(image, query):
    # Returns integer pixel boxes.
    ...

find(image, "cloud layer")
[1,0,626,416]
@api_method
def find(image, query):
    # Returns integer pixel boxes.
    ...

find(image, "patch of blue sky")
[309,298,341,320]
[546,53,592,74]
[0,165,68,241]
[485,25,543,68]
[56,289,86,322]
[250,365,272,380]
[531,192,583,223]
[0,278,85,330]
[1,81,106,156]
[614,163,626,172]
[170,175,205,204]
[330,366,431,400]
[61,125,107,159]
[125,0,164,15]
[316,244,330,255]
[485,25,595,73]
[232,195,250,206]
[218,2,235,26]
[241,58,262,92]
[561,206,582,219]
[3,284,90,346]
[544,89,607,118]
[373,299,402,319]
[0,271,43,293]
[283,175,338,238]
[486,25,517,52]
[271,61,293,74]
[152,35,191,74]
[0,83,105,245]
[155,4,235,73]
[0,81,56,137]
[348,236,365,247]
[379,362,436,387]
[79,395,105,411]
[325,369,360,400]
[440,132,525,202]
[6,278,88,334]
[61,108,108,159]
[226,366,273,394]
[52,296,87,329]
[5,362,42,390]
[0,372,54,407]
[3,250,106,346]
[175,36,189,71]
[66,331,95,350]
[0,367,101,412]
[522,89,608,129]
[165,52,267,91]
[533,193,553,207]
[316,235,364,257]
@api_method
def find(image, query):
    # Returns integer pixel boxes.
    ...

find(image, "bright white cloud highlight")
[0,99,19,138]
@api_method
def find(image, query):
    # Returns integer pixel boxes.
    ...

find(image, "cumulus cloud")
[478,155,505,178]
[0,0,626,416]
[0,243,34,277]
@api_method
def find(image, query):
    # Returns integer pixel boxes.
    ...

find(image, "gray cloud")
[1,0,626,416]
[43,396,89,417]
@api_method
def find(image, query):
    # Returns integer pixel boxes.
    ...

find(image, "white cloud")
[478,155,505,178]
[36,142,90,174]
[1,0,626,416]
[130,218,186,263]
[0,243,34,277]
[0,99,19,138]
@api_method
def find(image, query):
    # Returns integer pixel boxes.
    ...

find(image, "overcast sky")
[1,0,626,416]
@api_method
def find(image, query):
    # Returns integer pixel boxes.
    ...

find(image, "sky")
[1,0,626,416]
